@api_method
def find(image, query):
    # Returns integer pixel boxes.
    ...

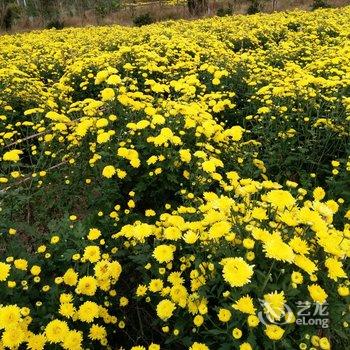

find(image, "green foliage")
[247,0,263,15]
[311,0,331,10]
[133,13,154,27]
[0,0,21,30]
[94,0,121,21]
[45,19,65,29]
[38,0,58,20]
[216,6,233,17]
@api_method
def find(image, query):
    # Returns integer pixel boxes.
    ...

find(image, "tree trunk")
[187,0,208,15]
[272,0,277,11]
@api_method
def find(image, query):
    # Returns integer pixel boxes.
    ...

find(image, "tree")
[39,0,58,21]
[93,0,121,24]
[187,0,208,16]
[0,0,21,30]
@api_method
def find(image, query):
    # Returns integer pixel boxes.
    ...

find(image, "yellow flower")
[101,87,115,101]
[202,160,216,173]
[189,342,209,350]
[63,268,78,286]
[14,259,28,271]
[179,149,191,163]
[59,303,75,319]
[145,209,156,217]
[83,245,101,263]
[108,260,122,280]
[226,125,243,141]
[120,297,129,306]
[51,235,60,244]
[232,295,256,314]
[264,324,285,340]
[76,276,97,296]
[156,299,176,321]
[325,257,347,281]
[45,319,69,343]
[8,228,16,235]
[87,228,101,240]
[94,260,110,279]
[308,284,328,304]
[258,106,270,114]
[217,308,231,322]
[291,271,303,284]
[232,327,242,339]
[294,254,318,275]
[37,245,46,253]
[221,257,254,287]
[149,279,163,292]
[338,285,349,297]
[97,132,111,144]
[89,324,107,341]
[102,165,116,178]
[27,333,46,350]
[311,335,320,346]
[0,262,11,281]
[136,284,148,297]
[0,305,21,328]
[183,231,198,244]
[193,315,204,326]
[209,221,231,239]
[289,237,309,255]
[243,238,255,249]
[240,343,252,350]
[2,149,23,162]
[313,187,326,201]
[2,326,25,348]
[62,330,83,350]
[319,337,331,350]
[7,281,16,288]
[96,118,109,128]
[30,265,41,276]
[247,314,260,327]
[148,344,160,350]
[263,190,295,210]
[78,301,99,323]
[153,244,175,263]
[263,291,286,321]
[263,233,295,262]
[106,74,121,85]
[251,207,268,221]
[168,271,184,285]
[117,168,127,179]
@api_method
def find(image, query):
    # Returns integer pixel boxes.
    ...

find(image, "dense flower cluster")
[0,6,349,350]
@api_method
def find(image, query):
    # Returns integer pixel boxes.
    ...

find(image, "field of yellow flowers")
[0,6,350,350]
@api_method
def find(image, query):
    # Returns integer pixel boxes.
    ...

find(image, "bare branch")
[4,131,47,149]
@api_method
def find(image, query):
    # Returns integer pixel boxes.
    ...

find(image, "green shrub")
[311,0,331,10]
[133,13,154,27]
[217,6,233,17]
[247,0,262,14]
[45,19,65,29]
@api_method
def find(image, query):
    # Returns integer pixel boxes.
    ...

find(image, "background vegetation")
[1,0,350,31]
[0,5,349,349]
